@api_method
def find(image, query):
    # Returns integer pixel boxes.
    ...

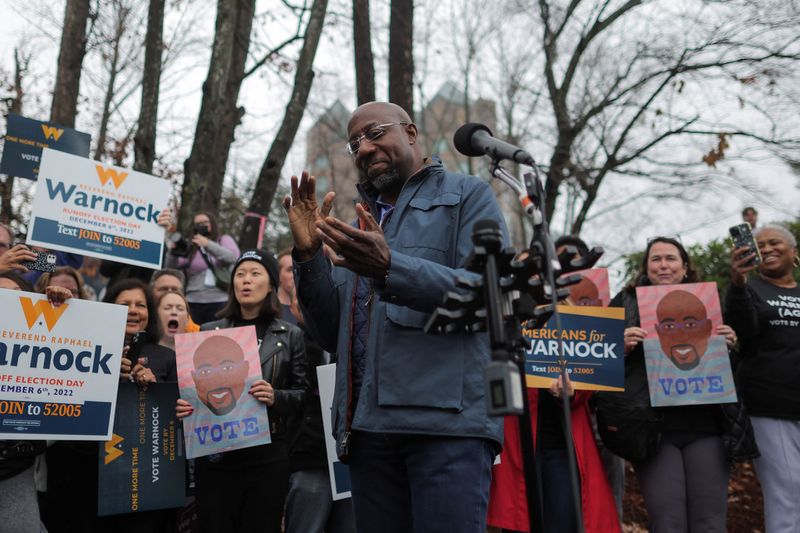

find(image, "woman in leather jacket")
[176,249,308,533]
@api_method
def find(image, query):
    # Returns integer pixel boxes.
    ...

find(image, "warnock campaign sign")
[98,382,185,516]
[0,113,91,180]
[0,289,126,440]
[524,305,625,391]
[317,364,351,501]
[637,282,737,407]
[27,148,170,270]
[175,327,270,459]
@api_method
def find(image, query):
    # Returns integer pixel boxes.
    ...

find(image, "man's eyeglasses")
[346,122,409,156]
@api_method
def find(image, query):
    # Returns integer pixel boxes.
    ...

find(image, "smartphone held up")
[729,223,762,268]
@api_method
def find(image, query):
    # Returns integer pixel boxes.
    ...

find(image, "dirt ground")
[622,460,765,532]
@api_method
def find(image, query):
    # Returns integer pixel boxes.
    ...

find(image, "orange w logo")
[41,124,64,141]
[104,434,124,464]
[19,297,69,331]
[95,165,128,189]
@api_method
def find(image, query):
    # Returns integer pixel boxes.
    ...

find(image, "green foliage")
[688,239,733,297]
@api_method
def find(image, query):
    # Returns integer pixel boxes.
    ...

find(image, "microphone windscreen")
[453,123,493,157]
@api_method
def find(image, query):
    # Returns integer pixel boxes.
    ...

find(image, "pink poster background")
[174,326,270,458]
[636,282,722,338]
[635,282,736,407]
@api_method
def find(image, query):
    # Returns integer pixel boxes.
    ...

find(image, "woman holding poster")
[607,237,753,532]
[175,249,308,533]
[726,224,800,532]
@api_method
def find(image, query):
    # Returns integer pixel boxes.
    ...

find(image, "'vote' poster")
[637,282,737,407]
[175,327,270,459]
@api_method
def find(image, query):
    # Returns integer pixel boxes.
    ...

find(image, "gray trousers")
[751,416,800,533]
[0,466,46,533]
[635,435,729,533]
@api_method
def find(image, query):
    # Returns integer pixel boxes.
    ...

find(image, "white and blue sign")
[27,149,170,270]
[1,113,91,180]
[317,364,352,501]
[0,289,126,440]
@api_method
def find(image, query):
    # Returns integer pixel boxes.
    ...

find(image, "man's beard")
[367,167,404,194]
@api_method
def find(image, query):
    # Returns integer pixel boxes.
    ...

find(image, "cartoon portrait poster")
[175,326,270,459]
[636,282,737,407]
[562,268,611,308]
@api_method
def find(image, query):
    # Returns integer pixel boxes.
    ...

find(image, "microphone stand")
[493,162,585,533]
[425,160,597,533]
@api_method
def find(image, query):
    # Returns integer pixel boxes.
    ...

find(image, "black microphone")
[454,123,534,166]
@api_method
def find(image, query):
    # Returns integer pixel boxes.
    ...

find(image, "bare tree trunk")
[0,49,27,225]
[179,0,255,230]
[50,0,91,127]
[133,0,165,174]
[94,4,129,161]
[353,0,375,104]
[388,0,413,118]
[239,0,329,249]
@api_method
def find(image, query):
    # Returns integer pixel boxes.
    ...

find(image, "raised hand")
[282,171,335,261]
[317,203,391,279]
[0,244,38,272]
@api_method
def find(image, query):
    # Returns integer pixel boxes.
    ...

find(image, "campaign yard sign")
[98,382,185,516]
[0,290,126,440]
[524,305,625,391]
[637,282,737,407]
[27,148,170,270]
[175,327,270,459]
[0,113,91,180]
[317,363,351,500]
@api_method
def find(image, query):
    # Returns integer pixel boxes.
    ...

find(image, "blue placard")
[30,217,162,265]
[98,382,186,516]
[0,400,112,436]
[1,113,91,180]
[524,306,625,391]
